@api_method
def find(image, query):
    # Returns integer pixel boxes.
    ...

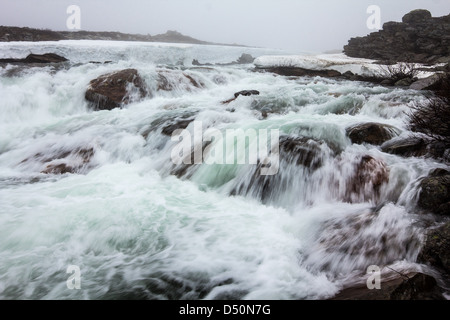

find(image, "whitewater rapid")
[0,41,445,299]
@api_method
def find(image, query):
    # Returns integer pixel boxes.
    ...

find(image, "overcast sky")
[1,0,449,53]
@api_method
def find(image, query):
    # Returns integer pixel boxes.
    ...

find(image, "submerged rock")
[230,135,335,202]
[21,147,95,175]
[161,118,195,136]
[85,68,148,111]
[157,69,202,92]
[330,272,444,300]
[418,222,450,274]
[346,122,399,146]
[417,169,450,215]
[221,90,260,104]
[140,111,198,139]
[344,155,390,203]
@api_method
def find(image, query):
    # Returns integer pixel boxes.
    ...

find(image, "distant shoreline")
[0,25,249,48]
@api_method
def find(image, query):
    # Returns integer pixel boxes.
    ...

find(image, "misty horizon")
[1,0,449,53]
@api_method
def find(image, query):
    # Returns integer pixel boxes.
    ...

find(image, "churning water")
[0,41,445,299]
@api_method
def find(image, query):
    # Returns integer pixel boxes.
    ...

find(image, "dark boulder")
[417,169,450,215]
[236,53,255,64]
[234,90,260,98]
[85,69,148,111]
[330,272,444,300]
[418,222,450,274]
[409,74,443,90]
[260,66,342,78]
[23,53,68,63]
[381,137,428,157]
[394,77,414,87]
[0,53,68,64]
[346,122,399,145]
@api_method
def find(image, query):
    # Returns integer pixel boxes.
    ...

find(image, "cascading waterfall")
[0,40,446,300]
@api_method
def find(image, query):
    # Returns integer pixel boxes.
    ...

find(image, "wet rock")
[157,70,202,92]
[140,111,198,139]
[381,137,428,157]
[260,67,342,78]
[417,169,450,215]
[409,74,443,90]
[41,163,75,174]
[277,136,326,169]
[0,53,68,64]
[418,222,450,274]
[394,77,414,87]
[345,155,390,203]
[85,69,148,111]
[230,136,335,202]
[234,90,260,98]
[161,118,195,136]
[170,140,212,179]
[346,122,399,146]
[330,272,444,300]
[221,90,260,104]
[21,147,95,175]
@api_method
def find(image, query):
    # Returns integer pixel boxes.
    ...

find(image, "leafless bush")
[381,62,419,83]
[408,73,450,147]
[408,96,450,145]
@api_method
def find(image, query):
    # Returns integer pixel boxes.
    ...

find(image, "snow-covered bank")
[254,53,442,79]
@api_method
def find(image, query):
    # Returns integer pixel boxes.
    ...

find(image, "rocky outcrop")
[418,222,450,274]
[417,169,450,215]
[330,272,444,300]
[85,69,148,111]
[344,10,450,64]
[346,122,399,146]
[0,53,68,64]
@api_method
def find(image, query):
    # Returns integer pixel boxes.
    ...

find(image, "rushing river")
[0,40,444,299]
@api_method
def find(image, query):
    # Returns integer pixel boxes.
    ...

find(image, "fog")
[1,0,449,53]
